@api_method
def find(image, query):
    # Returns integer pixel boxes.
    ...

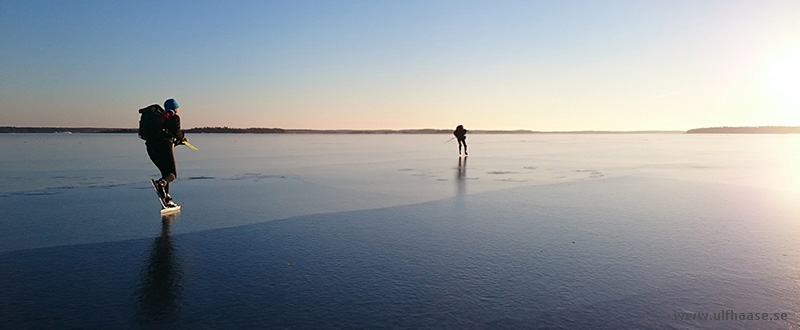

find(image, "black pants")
[146,140,176,194]
[457,137,467,152]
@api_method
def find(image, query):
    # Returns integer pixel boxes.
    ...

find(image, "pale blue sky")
[2,0,799,130]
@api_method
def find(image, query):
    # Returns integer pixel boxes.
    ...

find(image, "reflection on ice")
[456,156,467,195]
[136,214,182,327]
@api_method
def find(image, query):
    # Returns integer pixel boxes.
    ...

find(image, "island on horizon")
[686,126,800,134]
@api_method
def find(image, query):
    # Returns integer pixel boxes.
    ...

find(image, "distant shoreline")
[0,126,685,134]
[6,126,800,134]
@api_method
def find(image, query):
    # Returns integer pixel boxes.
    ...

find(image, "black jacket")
[161,113,184,142]
[454,126,467,140]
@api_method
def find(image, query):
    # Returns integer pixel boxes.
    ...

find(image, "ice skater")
[142,98,186,208]
[454,124,468,156]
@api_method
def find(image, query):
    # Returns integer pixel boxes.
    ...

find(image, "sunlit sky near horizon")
[2,0,799,131]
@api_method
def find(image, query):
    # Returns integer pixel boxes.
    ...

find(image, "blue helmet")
[164,98,179,111]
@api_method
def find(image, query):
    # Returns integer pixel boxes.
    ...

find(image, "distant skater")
[454,125,468,155]
[140,98,186,208]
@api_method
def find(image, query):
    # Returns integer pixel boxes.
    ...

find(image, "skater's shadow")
[135,214,183,326]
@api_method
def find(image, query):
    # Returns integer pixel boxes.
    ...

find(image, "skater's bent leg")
[147,140,177,182]
[147,141,179,199]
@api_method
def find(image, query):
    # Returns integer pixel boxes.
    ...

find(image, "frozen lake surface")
[2,133,800,329]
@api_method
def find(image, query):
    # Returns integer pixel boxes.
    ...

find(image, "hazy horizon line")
[6,125,800,134]
[0,125,689,133]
